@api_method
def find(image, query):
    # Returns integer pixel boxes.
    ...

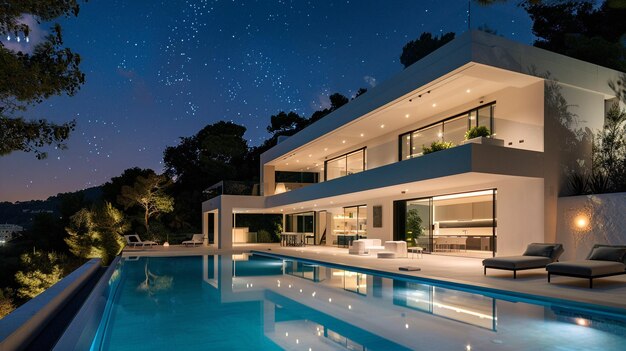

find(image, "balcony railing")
[204,180,260,199]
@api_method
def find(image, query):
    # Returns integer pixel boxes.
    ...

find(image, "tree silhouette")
[1,1,86,159]
[400,32,455,68]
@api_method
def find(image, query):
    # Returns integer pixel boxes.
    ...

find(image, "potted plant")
[462,126,504,146]
[422,141,454,154]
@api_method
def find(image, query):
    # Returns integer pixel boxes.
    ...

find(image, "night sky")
[0,0,534,202]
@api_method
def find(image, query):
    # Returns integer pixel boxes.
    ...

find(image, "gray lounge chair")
[546,244,626,288]
[482,243,564,279]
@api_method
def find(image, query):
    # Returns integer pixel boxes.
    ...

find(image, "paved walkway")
[123,243,626,311]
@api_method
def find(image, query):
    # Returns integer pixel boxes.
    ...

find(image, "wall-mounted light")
[574,214,589,229]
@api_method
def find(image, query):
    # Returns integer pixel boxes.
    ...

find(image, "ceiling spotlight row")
[283,88,474,167]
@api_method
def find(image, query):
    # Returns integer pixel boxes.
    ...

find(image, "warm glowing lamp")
[274,183,287,194]
[574,215,589,229]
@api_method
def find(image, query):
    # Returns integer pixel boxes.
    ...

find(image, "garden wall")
[556,192,626,260]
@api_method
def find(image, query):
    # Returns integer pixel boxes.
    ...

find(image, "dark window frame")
[398,101,496,161]
[324,147,367,181]
[393,188,497,257]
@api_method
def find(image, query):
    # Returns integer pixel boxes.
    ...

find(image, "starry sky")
[0,0,534,202]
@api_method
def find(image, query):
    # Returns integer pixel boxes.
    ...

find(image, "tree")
[163,122,252,231]
[14,251,65,299]
[65,202,128,265]
[354,88,368,98]
[102,167,156,204]
[118,174,174,235]
[0,288,16,319]
[406,209,423,244]
[267,111,307,136]
[1,1,86,159]
[329,93,349,110]
[523,1,626,71]
[400,32,455,68]
[591,102,626,192]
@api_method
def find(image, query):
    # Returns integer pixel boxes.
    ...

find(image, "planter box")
[462,136,504,147]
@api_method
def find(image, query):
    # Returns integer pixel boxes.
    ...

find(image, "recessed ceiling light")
[280,209,284,212]
[360,133,364,137]
[314,204,317,207]
[308,154,312,157]
[405,114,410,118]
[466,89,471,93]
[380,124,385,128]
[296,160,299,163]
[285,163,289,165]
[342,140,346,144]
[330,201,334,204]
[324,147,328,151]
[432,103,437,107]
[437,132,443,138]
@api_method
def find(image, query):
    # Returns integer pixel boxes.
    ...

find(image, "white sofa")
[348,239,385,255]
[383,241,408,258]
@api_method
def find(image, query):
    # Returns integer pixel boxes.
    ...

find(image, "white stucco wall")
[556,192,626,260]
[357,176,544,256]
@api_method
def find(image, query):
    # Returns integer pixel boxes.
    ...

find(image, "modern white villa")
[202,30,622,258]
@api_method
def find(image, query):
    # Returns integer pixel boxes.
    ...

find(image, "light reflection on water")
[93,254,626,351]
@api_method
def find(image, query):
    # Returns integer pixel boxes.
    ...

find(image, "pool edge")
[250,250,626,317]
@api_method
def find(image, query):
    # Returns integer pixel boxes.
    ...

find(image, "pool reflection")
[101,254,626,351]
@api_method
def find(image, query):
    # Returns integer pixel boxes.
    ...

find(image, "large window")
[324,148,366,181]
[400,102,496,160]
[394,190,496,258]
[285,212,315,233]
[332,205,367,247]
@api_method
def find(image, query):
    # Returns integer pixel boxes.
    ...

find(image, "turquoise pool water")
[91,254,626,351]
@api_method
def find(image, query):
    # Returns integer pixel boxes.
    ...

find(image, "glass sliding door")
[405,198,432,252]
[399,102,497,161]
[443,115,468,146]
[411,125,441,157]
[285,211,316,245]
[324,148,366,181]
[333,205,367,247]
[394,190,496,258]
[432,190,496,258]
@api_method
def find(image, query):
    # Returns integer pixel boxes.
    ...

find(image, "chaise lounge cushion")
[546,260,626,277]
[483,256,552,270]
[587,247,626,263]
[523,243,557,258]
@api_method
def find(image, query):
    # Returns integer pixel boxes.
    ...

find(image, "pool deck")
[122,243,626,312]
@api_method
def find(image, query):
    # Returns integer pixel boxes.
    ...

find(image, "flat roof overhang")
[206,143,544,214]
[261,30,622,173]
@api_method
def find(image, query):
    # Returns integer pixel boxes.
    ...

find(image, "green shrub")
[568,172,589,195]
[422,141,454,154]
[257,229,273,243]
[464,126,491,140]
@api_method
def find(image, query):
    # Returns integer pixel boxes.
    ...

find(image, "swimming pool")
[86,253,626,350]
